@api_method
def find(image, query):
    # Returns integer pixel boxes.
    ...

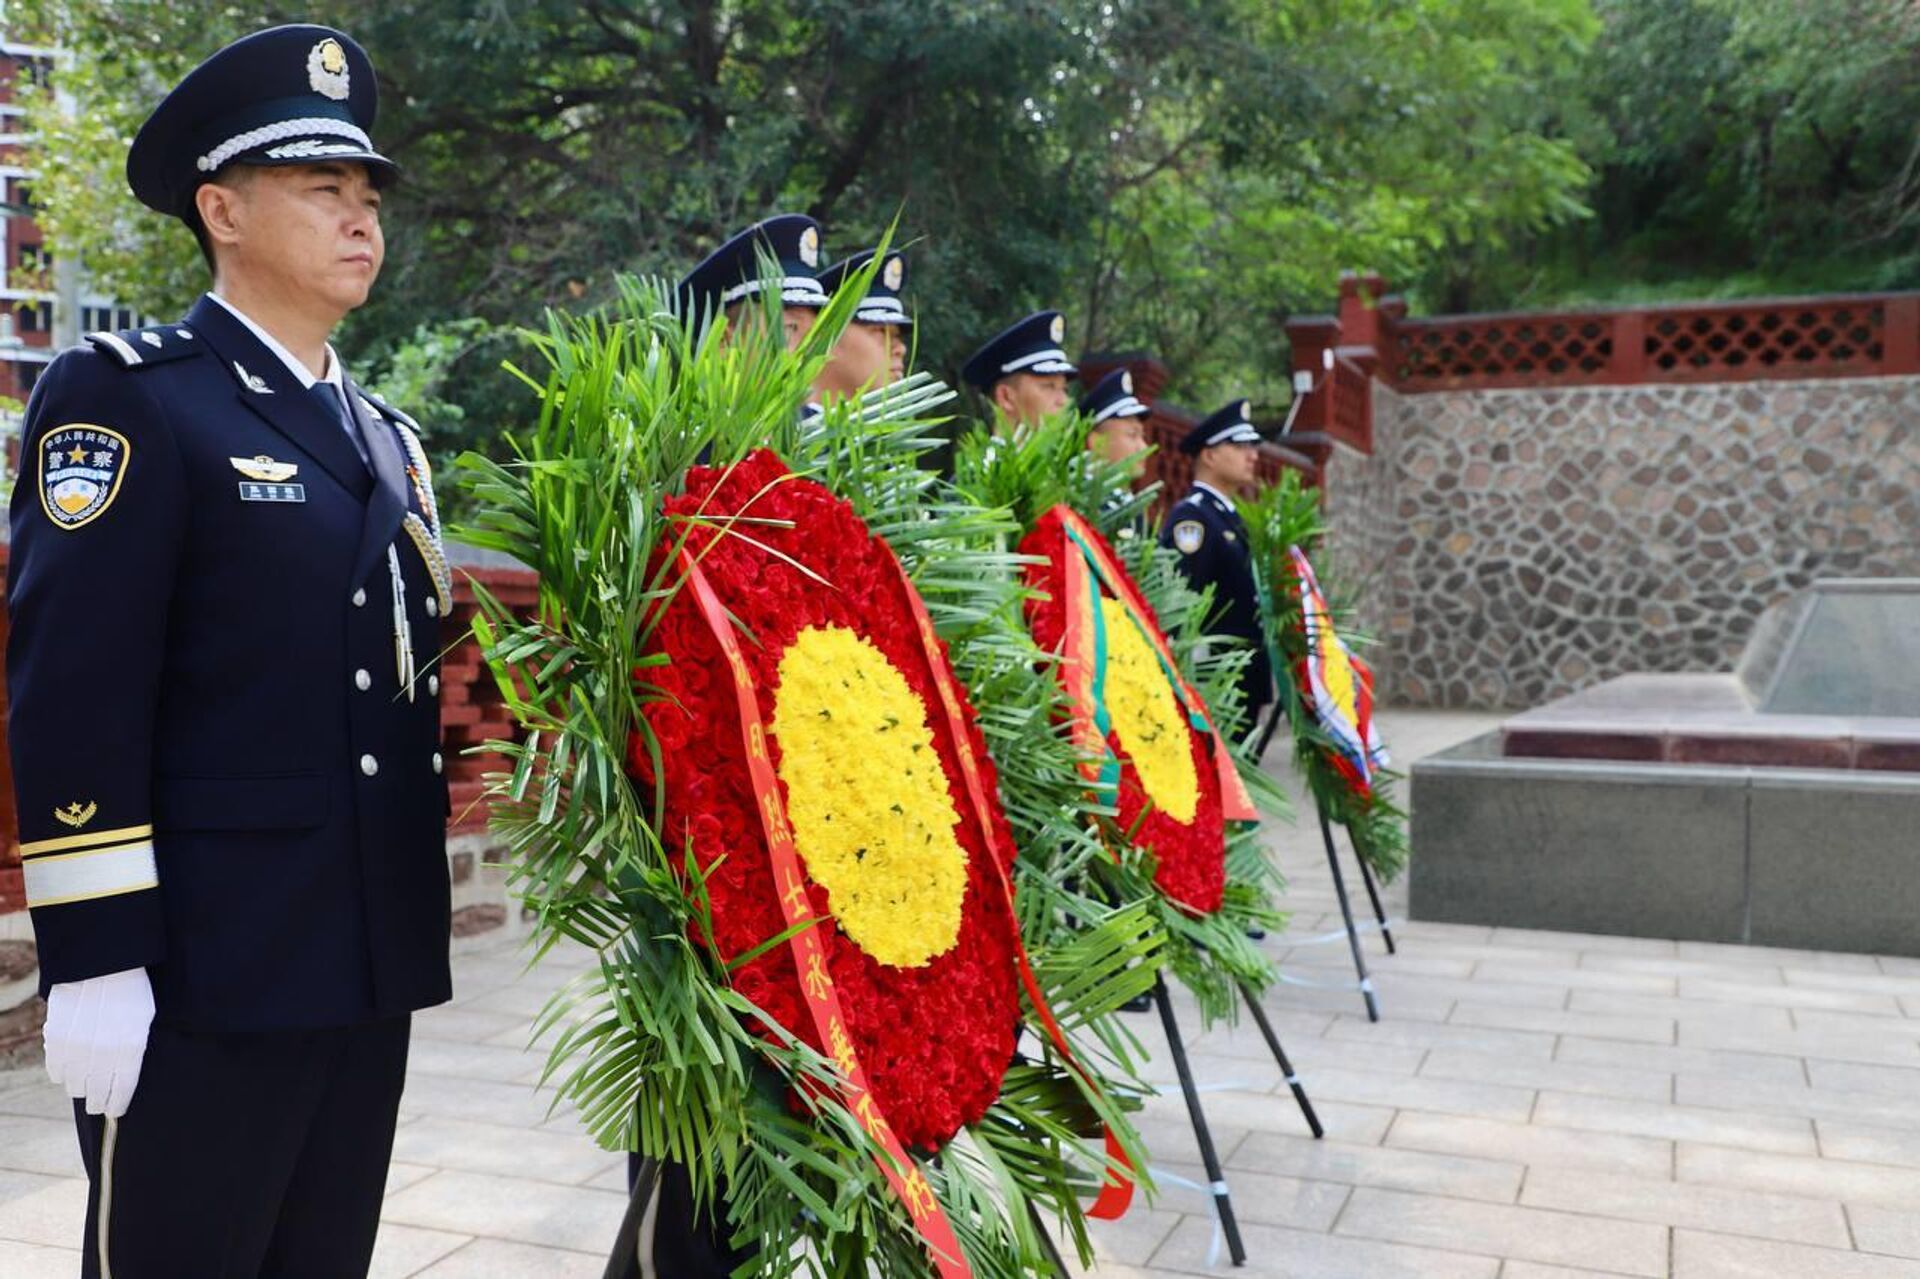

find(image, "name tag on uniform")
[238,481,306,503]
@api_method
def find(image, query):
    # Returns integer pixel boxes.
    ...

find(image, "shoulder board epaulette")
[354,386,419,432]
[85,325,204,369]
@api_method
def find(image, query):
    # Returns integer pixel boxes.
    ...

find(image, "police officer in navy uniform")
[7,26,450,1277]
[1160,400,1273,734]
[814,248,912,401]
[679,213,830,423]
[961,309,1077,431]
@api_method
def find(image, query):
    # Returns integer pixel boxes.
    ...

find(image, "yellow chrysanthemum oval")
[771,625,969,967]
[1100,597,1200,824]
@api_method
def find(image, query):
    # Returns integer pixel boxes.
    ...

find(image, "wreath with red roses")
[1019,508,1229,915]
[631,449,1025,1148]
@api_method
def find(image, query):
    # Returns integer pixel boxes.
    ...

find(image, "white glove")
[43,967,155,1118]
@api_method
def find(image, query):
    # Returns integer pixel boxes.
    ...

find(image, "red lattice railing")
[1381,293,1920,393]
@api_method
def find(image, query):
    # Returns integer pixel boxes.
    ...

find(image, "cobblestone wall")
[1317,384,1403,698]
[1323,376,1920,709]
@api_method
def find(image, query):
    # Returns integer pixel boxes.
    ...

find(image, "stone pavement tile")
[457,980,560,1021]
[1792,1008,1920,1041]
[367,1222,470,1278]
[1386,1113,1672,1177]
[584,1161,627,1194]
[1678,977,1906,1017]
[1132,1114,1251,1170]
[1266,1035,1431,1078]
[392,1115,625,1186]
[0,1170,83,1248]
[1491,927,1679,957]
[411,1005,536,1046]
[1852,1205,1920,1261]
[1139,1085,1396,1147]
[1391,921,1497,944]
[0,1082,72,1121]
[1808,1059,1920,1097]
[381,1168,627,1253]
[1298,1064,1538,1123]
[1679,1020,1920,1069]
[1579,954,1789,984]
[1785,968,1920,999]
[1672,1229,1920,1277]
[1533,1091,1817,1154]
[410,1237,609,1277]
[1677,1075,1920,1132]
[1471,962,1675,996]
[1370,973,1575,1012]
[1421,1049,1671,1104]
[1391,940,1585,970]
[1334,1187,1669,1277]
[1088,1203,1183,1265]
[406,1036,561,1085]
[0,1239,80,1279]
[384,1160,439,1197]
[1184,1010,1338,1060]
[1283,949,1480,980]
[1324,1016,1558,1061]
[1259,983,1458,1024]
[1519,1167,1850,1247]
[1146,1052,1292,1095]
[396,1070,576,1131]
[1674,941,1882,974]
[1677,1144,1920,1210]
[1147,1159,1350,1232]
[1554,1035,1809,1087]
[1229,1131,1524,1204]
[0,1116,81,1177]
[1878,956,1920,977]
[1567,990,1794,1030]
[1449,1002,1675,1046]
[1151,1213,1500,1279]
[1816,1120,1920,1168]
[1500,1264,1641,1278]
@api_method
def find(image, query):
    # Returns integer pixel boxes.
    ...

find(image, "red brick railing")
[1284,273,1920,455]
[0,549,537,914]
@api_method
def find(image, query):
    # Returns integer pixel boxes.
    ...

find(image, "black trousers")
[73,1015,410,1279]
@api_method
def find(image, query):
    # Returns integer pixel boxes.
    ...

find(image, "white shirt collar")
[207,292,343,392]
[1191,480,1234,506]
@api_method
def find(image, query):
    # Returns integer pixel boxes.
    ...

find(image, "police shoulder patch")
[1172,519,1205,554]
[40,425,131,530]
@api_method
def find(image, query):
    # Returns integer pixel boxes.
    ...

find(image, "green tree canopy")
[13,0,1600,448]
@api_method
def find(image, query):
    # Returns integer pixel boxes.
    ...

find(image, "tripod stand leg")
[1153,977,1248,1266]
[1317,798,1379,1022]
[1352,839,1397,955]
[602,1155,661,1279]
[1026,1199,1073,1276]
[1238,981,1324,1139]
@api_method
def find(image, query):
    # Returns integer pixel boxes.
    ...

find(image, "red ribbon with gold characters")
[680,550,971,1277]
[883,546,1137,1221]
[1053,505,1258,822]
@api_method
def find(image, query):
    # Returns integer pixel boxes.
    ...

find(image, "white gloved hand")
[43,967,155,1118]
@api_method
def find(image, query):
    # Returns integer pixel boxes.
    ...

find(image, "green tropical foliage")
[455,265,1162,1274]
[1240,471,1409,883]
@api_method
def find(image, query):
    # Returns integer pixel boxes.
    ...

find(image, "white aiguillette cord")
[387,544,416,701]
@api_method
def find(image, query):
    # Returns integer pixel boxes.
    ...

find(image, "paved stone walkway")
[4,710,1920,1276]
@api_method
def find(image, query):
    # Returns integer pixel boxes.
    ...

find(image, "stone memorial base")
[1411,731,1920,955]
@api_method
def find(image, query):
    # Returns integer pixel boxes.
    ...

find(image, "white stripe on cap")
[23,841,159,908]
[720,277,829,306]
[1092,395,1149,425]
[1001,347,1073,374]
[1203,423,1262,447]
[854,301,911,325]
[197,117,374,173]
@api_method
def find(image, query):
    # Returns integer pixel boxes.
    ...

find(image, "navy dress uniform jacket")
[7,293,452,1032]
[1159,482,1272,723]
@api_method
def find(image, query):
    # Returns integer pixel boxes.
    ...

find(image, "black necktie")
[308,381,369,467]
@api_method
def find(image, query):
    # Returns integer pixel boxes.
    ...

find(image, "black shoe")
[1246,926,1268,941]
[1121,992,1153,1013]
